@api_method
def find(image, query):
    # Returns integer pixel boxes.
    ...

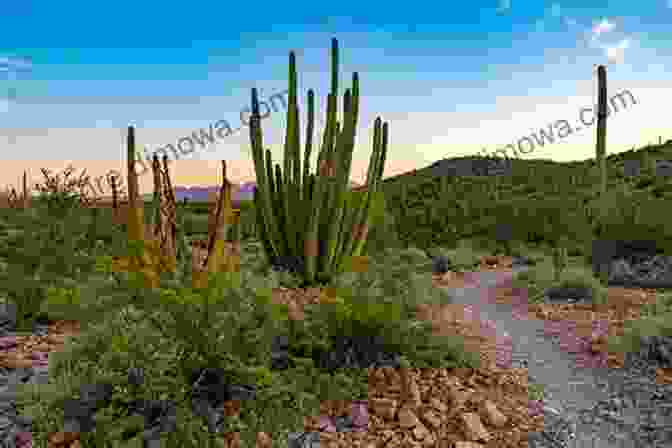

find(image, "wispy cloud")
[588,18,636,66]
[591,19,616,41]
[10,95,203,106]
[606,38,631,64]
[0,55,32,73]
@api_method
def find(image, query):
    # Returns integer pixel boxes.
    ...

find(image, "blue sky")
[1,0,670,192]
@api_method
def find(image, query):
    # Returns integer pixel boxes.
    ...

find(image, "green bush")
[365,210,404,255]
[510,266,554,303]
[556,267,608,305]
[181,213,210,235]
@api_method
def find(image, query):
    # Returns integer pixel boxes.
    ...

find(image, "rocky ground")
[469,257,672,447]
[0,253,670,447]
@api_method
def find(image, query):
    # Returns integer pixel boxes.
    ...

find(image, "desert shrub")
[0,205,103,331]
[312,252,480,370]
[606,309,672,356]
[394,246,430,267]
[443,240,485,270]
[181,213,210,235]
[510,265,554,303]
[634,176,655,189]
[366,210,403,255]
[21,270,308,447]
[556,267,608,305]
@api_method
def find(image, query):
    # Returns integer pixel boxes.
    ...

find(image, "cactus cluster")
[248,38,388,285]
[113,127,240,290]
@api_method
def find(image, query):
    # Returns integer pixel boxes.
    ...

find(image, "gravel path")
[0,268,670,447]
[443,267,672,447]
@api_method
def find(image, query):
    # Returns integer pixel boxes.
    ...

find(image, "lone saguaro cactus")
[596,65,608,197]
[592,65,610,282]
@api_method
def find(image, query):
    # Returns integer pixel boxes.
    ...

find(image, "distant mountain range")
[171,182,257,201]
[165,180,365,201]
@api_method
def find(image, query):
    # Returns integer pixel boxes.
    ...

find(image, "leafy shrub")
[443,241,484,270]
[510,266,554,303]
[366,210,403,255]
[556,267,608,305]
[607,309,672,356]
[21,271,303,447]
[40,285,84,321]
[634,176,655,189]
[181,213,210,235]
[323,248,480,369]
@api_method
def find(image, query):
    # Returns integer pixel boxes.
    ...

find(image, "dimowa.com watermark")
[466,88,638,166]
[83,88,289,198]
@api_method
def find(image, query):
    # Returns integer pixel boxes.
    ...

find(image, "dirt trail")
[435,267,637,447]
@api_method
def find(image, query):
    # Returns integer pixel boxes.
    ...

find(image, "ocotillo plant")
[114,126,158,287]
[192,161,239,289]
[8,188,19,208]
[249,38,388,285]
[109,174,119,213]
[22,171,28,209]
[148,153,178,268]
[112,126,177,288]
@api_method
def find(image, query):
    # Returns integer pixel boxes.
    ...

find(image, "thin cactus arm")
[302,89,315,201]
[249,90,282,258]
[324,88,357,270]
[283,51,298,255]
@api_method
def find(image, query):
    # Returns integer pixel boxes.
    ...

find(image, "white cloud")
[591,19,616,40]
[605,38,630,64]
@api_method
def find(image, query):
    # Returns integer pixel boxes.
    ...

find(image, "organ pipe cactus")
[249,38,388,285]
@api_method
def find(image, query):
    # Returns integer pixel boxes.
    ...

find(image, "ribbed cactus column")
[248,38,388,285]
[593,65,609,282]
[596,65,608,197]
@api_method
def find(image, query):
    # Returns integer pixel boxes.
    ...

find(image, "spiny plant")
[33,165,94,214]
[249,38,388,286]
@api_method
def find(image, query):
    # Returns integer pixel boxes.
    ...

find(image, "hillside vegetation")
[362,143,672,259]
